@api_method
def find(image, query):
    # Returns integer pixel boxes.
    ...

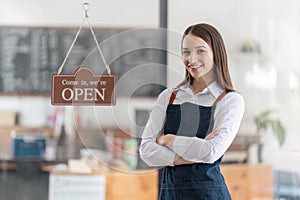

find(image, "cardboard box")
[0,128,13,156]
[0,111,15,127]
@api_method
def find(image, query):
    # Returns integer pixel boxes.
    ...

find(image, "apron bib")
[159,91,231,200]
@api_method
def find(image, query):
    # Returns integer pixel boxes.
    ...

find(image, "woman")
[139,23,244,199]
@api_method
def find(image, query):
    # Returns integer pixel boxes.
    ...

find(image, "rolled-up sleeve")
[139,89,177,167]
[171,92,245,163]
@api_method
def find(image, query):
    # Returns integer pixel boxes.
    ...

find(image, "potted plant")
[254,109,286,162]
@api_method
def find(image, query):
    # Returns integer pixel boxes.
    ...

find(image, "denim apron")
[159,90,231,200]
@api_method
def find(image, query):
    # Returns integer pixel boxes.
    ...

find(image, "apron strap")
[212,90,229,106]
[168,91,177,105]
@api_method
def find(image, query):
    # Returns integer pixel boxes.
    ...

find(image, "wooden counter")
[221,164,273,200]
[50,169,158,200]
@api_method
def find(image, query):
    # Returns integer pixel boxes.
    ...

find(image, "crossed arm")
[139,90,245,167]
[156,130,219,165]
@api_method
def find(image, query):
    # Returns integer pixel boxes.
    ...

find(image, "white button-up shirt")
[139,81,245,166]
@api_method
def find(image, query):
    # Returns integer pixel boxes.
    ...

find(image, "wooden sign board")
[51,67,115,106]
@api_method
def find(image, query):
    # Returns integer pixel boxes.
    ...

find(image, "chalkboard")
[0,27,166,96]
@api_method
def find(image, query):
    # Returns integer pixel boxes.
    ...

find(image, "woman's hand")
[173,154,194,165]
[157,130,218,148]
[156,134,175,148]
[204,129,219,140]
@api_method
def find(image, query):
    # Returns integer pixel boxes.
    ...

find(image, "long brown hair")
[181,23,234,91]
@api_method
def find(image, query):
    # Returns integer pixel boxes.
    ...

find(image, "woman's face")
[182,34,214,80]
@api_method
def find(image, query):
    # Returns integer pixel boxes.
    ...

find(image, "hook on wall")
[83,3,90,18]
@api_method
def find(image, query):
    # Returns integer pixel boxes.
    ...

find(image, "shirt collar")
[207,81,225,99]
[174,80,224,98]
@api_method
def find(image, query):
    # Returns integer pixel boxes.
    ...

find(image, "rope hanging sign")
[51,3,116,106]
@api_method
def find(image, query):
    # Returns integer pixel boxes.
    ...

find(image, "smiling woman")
[139,23,245,200]
[181,34,214,81]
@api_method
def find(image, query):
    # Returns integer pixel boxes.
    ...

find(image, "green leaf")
[257,110,275,120]
[254,109,286,146]
[255,118,268,132]
[254,110,274,131]
[270,120,285,146]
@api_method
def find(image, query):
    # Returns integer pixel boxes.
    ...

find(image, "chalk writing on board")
[0,27,166,96]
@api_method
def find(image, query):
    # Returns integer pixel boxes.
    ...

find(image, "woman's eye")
[182,51,190,55]
[197,50,205,54]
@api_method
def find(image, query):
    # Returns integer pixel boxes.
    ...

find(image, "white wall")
[0,0,159,27]
[0,0,159,129]
[0,96,53,127]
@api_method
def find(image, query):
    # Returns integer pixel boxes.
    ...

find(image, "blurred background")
[0,0,300,199]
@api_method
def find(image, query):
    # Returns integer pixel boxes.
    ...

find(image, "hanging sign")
[51,3,116,106]
[51,67,115,106]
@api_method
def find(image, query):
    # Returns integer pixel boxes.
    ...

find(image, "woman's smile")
[189,65,204,70]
